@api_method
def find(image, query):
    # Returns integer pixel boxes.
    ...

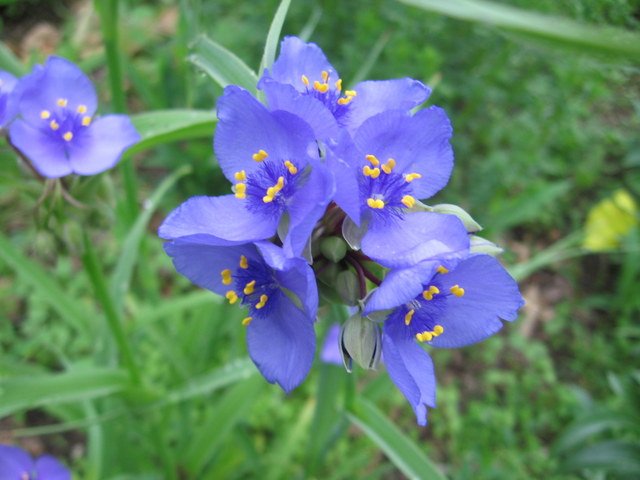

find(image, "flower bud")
[470,235,503,256]
[336,270,360,306]
[340,314,382,372]
[431,203,482,233]
[320,236,348,263]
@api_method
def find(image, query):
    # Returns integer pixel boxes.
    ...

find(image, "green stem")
[82,231,142,385]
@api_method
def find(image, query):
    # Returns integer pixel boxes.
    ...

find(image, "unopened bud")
[336,270,359,306]
[470,235,504,256]
[340,314,382,372]
[431,203,482,233]
[320,236,348,263]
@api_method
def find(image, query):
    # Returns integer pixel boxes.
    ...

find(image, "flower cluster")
[1,57,140,178]
[160,36,524,424]
[0,444,70,480]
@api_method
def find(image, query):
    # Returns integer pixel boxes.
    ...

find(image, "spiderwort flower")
[365,254,524,425]
[0,444,70,480]
[162,236,318,393]
[9,56,140,178]
[0,71,18,129]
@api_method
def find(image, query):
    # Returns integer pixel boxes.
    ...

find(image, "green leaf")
[560,440,640,475]
[346,399,446,480]
[188,35,258,93]
[0,233,96,332]
[126,109,216,157]
[554,411,638,454]
[110,165,192,313]
[399,0,640,63]
[0,41,27,76]
[260,0,292,73]
[0,368,129,417]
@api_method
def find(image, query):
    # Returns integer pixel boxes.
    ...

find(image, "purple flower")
[365,255,524,425]
[320,323,343,365]
[0,444,70,480]
[8,56,140,178]
[258,36,430,139]
[0,71,18,129]
[163,236,318,393]
[160,85,335,256]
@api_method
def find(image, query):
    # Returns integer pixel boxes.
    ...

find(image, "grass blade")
[259,0,292,73]
[347,398,446,480]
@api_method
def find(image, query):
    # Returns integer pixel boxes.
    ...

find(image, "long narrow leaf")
[347,399,446,480]
[399,0,640,63]
[259,0,292,73]
[188,35,258,93]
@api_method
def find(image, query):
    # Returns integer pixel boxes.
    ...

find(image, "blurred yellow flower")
[584,189,638,251]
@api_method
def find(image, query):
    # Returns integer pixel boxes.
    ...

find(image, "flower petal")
[320,323,343,365]
[326,134,362,225]
[430,255,524,348]
[382,328,436,426]
[246,295,316,393]
[9,120,72,178]
[0,71,19,127]
[67,115,140,176]
[35,455,71,480]
[158,195,278,243]
[362,212,470,269]
[0,445,34,478]
[214,86,315,182]
[345,78,430,133]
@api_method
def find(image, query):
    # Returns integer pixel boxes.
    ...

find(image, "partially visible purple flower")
[320,323,342,365]
[365,254,524,425]
[163,236,318,393]
[0,444,70,480]
[0,71,18,129]
[258,36,430,139]
[9,56,140,178]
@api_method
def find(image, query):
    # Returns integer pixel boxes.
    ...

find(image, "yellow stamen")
[234,170,246,181]
[433,325,444,336]
[57,98,68,107]
[405,173,422,183]
[422,285,440,301]
[362,165,381,178]
[437,266,449,275]
[241,316,253,326]
[40,110,51,119]
[404,309,415,326]
[263,195,274,203]
[276,176,284,189]
[365,154,380,166]
[337,96,354,106]
[225,290,238,305]
[221,269,232,285]
[255,294,268,309]
[450,284,465,297]
[49,120,59,131]
[321,70,329,82]
[239,255,249,269]
[366,198,385,209]
[381,158,396,174]
[416,331,433,343]
[345,90,357,97]
[401,195,416,208]
[81,116,92,126]
[63,131,73,142]
[252,149,268,162]
[284,160,298,175]
[334,78,343,91]
[234,183,246,199]
[243,280,256,295]
[301,75,310,87]
[313,80,329,93]
[77,104,87,114]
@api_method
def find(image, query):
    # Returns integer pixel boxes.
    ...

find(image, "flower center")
[300,70,356,119]
[39,97,92,143]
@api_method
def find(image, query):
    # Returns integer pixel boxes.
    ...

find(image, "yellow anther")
[40,110,51,119]
[450,284,465,297]
[301,75,310,87]
[239,255,249,269]
[221,269,232,285]
[321,70,329,82]
[63,131,73,142]
[57,98,68,107]
[77,104,87,114]
[241,316,253,327]
[334,78,343,91]
[284,160,298,175]
[345,89,357,97]
[243,280,256,295]
[401,195,416,208]
[416,331,433,343]
[313,80,329,93]
[365,154,380,166]
[234,170,246,181]
[404,309,415,326]
[81,116,92,126]
[276,176,284,189]
[433,325,444,336]
[263,195,274,203]
[49,120,59,131]
[437,266,449,275]
[337,96,353,106]
[405,172,423,183]
[225,290,238,305]
[366,198,385,209]
[252,149,268,162]
[422,285,440,301]
[381,158,396,174]
[362,165,380,178]
[234,183,246,199]
[255,294,269,309]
